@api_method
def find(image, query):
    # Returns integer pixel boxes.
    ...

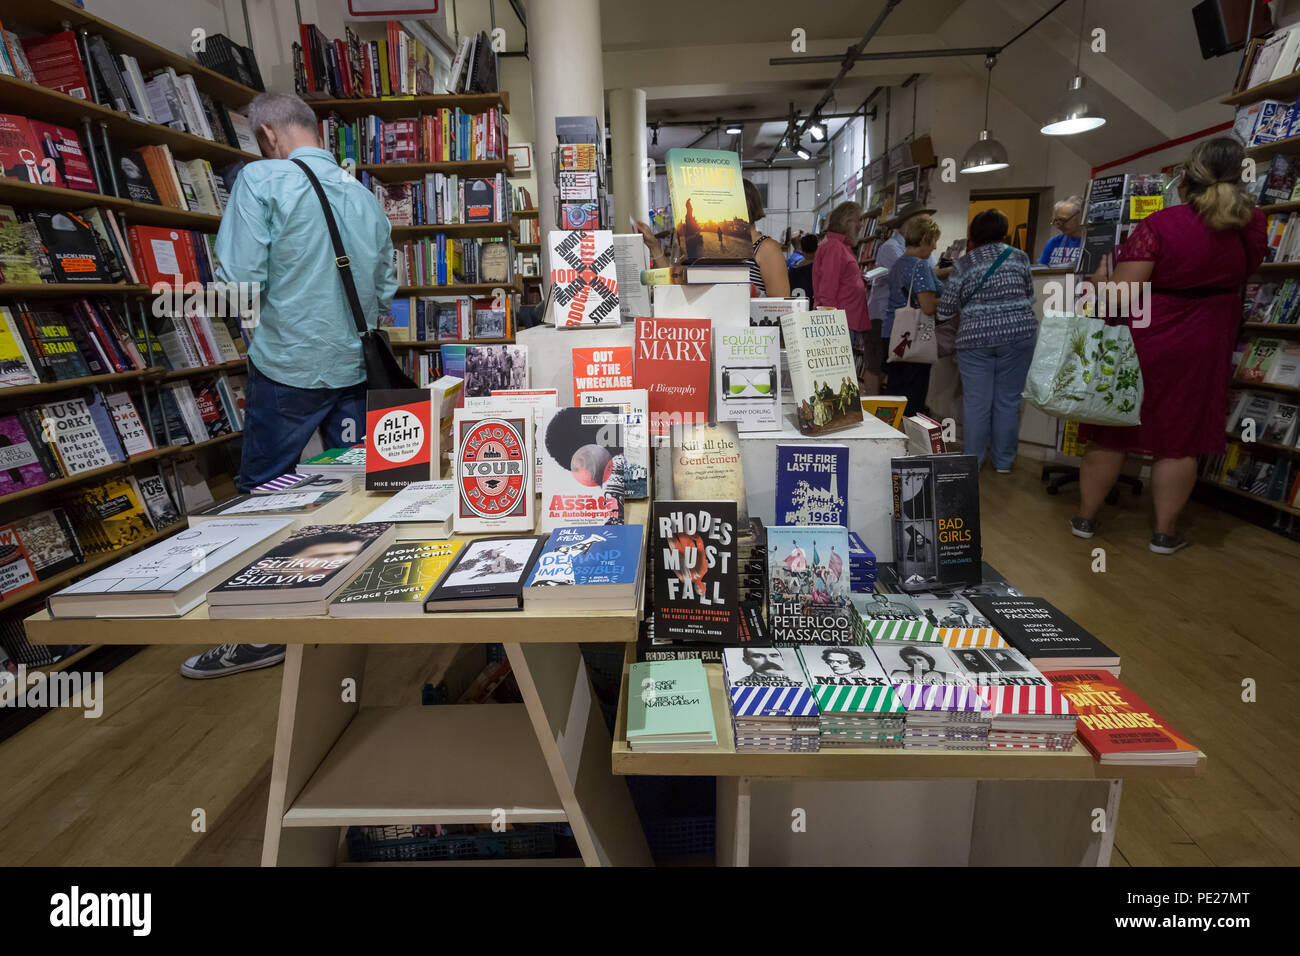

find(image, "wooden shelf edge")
[1197,478,1300,516]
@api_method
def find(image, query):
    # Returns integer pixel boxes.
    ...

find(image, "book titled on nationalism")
[652,499,738,644]
[766,525,857,645]
[633,315,711,437]
[1045,669,1201,766]
[206,523,396,618]
[366,389,434,491]
[670,421,749,530]
[891,453,980,592]
[852,591,939,644]
[579,388,649,499]
[780,309,862,436]
[626,659,717,752]
[548,229,619,327]
[452,408,535,534]
[48,518,296,618]
[523,524,644,610]
[971,596,1120,675]
[329,539,466,618]
[538,405,626,530]
[356,480,455,539]
[775,442,848,527]
[664,148,750,264]
[423,534,547,612]
[715,324,781,432]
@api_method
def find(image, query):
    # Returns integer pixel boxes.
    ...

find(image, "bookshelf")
[1256,262,1300,275]
[0,283,150,296]
[1245,134,1300,163]
[0,180,222,230]
[1197,477,1300,517]
[1222,68,1300,107]
[1242,322,1300,334]
[0,368,155,399]
[390,338,512,348]
[515,243,540,253]
[1260,201,1300,215]
[357,158,514,181]
[1225,432,1300,457]
[398,280,523,296]
[514,209,539,220]
[389,222,513,239]
[308,91,510,118]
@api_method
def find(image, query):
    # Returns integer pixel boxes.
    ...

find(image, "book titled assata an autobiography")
[653,500,737,643]
[766,525,857,645]
[538,405,626,530]
[633,316,711,437]
[423,534,548,612]
[781,309,863,436]
[670,421,749,530]
[365,389,434,491]
[453,408,535,534]
[664,148,750,264]
[329,539,466,617]
[775,443,848,527]
[715,324,781,432]
[892,453,981,593]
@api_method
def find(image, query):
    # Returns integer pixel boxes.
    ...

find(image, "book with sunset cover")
[1044,669,1202,766]
[664,148,750,264]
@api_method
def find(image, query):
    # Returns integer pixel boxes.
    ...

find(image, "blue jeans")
[238,363,365,491]
[956,338,1036,469]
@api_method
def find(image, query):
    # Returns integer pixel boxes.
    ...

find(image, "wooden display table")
[612,649,1205,866]
[27,496,652,867]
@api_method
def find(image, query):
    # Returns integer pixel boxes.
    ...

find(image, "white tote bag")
[886,263,939,365]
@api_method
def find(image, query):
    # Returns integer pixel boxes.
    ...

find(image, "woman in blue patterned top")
[937,209,1037,473]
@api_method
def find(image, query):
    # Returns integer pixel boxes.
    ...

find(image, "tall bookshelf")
[0,0,258,699]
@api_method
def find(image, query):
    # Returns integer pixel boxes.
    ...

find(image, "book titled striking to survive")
[523,524,644,609]
[366,389,434,491]
[538,405,626,530]
[452,407,535,533]
[633,316,711,437]
[652,500,737,643]
[329,539,466,617]
[780,309,863,436]
[775,443,848,527]
[714,324,781,432]
[766,525,857,645]
[891,453,980,592]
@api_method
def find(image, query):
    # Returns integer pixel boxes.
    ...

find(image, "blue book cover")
[526,525,643,589]
[85,391,126,463]
[774,443,848,527]
[387,297,411,340]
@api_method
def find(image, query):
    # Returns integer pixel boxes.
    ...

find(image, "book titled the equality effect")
[329,539,465,617]
[206,523,396,618]
[781,309,862,436]
[524,524,644,610]
[891,453,981,593]
[766,525,857,645]
[652,500,737,644]
[423,534,548,612]
[714,324,781,432]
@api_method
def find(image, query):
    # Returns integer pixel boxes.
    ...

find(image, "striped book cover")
[939,628,1008,649]
[722,647,818,717]
[864,618,938,643]
[252,472,313,494]
[813,683,905,715]
[892,683,989,714]
[797,645,905,715]
[974,684,1074,717]
[729,684,819,718]
[854,592,938,644]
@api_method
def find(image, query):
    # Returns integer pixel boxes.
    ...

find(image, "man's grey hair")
[1055,195,1084,215]
[247,92,319,136]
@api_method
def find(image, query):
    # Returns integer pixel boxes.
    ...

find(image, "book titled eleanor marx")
[633,316,711,436]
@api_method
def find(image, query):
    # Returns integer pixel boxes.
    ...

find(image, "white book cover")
[749,295,809,327]
[779,308,863,436]
[166,383,208,444]
[467,389,558,487]
[653,281,749,323]
[359,480,456,527]
[172,454,215,511]
[537,405,627,531]
[612,233,651,319]
[579,388,649,499]
[224,110,259,154]
[39,398,112,475]
[714,323,781,432]
[208,322,242,363]
[453,407,536,533]
[549,229,620,327]
[105,391,154,457]
[1266,346,1300,387]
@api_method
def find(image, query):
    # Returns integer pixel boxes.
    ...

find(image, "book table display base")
[25,495,652,867]
[613,649,1206,867]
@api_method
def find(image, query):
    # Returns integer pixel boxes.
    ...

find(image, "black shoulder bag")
[292,158,416,390]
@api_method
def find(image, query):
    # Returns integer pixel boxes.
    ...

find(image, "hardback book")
[105,391,154,457]
[329,539,466,618]
[625,659,717,751]
[538,405,626,530]
[766,525,857,645]
[579,388,649,499]
[27,121,97,191]
[1074,222,1121,276]
[38,398,114,476]
[903,413,946,454]
[357,480,455,539]
[633,315,711,437]
[715,324,781,432]
[652,499,738,644]
[207,522,397,618]
[84,392,126,465]
[1045,669,1201,766]
[862,395,908,430]
[423,534,547,612]
[12,508,83,579]
[871,641,982,700]
[21,309,90,381]
[76,476,151,552]
[948,644,1048,687]
[365,389,434,491]
[913,595,1007,649]
[0,115,54,185]
[48,518,296,618]
[664,147,750,264]
[775,443,848,528]
[641,264,750,285]
[852,591,939,644]
[670,421,749,530]
[971,596,1121,675]
[892,454,981,592]
[781,309,863,435]
[523,524,645,610]
[0,523,38,599]
[571,345,633,403]
[188,490,351,527]
[115,149,162,204]
[548,229,619,327]
[0,413,52,495]
[452,408,535,533]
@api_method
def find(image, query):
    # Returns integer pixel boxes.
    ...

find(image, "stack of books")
[912,595,1008,650]
[797,646,905,748]
[1047,670,1202,767]
[853,591,938,645]
[522,525,644,611]
[951,646,1077,751]
[298,446,367,479]
[737,517,767,606]
[625,659,717,752]
[872,642,990,750]
[972,596,1121,676]
[721,647,820,753]
[847,531,876,593]
[357,481,455,539]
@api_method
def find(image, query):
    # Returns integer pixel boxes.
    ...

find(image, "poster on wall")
[346,0,447,31]
[888,141,911,174]
[507,143,533,173]
[895,165,919,207]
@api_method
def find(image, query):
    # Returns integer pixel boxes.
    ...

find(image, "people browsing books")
[884,214,943,416]
[814,202,871,392]
[1037,196,1085,267]
[787,233,818,299]
[937,208,1038,473]
[741,179,789,297]
[1074,137,1268,554]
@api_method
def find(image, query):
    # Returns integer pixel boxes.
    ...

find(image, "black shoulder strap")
[291,158,368,337]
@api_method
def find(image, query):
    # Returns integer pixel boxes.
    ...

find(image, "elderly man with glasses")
[1038,195,1085,266]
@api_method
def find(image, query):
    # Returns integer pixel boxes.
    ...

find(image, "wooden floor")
[2,462,1298,866]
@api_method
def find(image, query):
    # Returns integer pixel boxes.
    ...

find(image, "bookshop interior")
[0,0,1298,875]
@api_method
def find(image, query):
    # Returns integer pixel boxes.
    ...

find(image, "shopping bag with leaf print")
[1022,310,1143,426]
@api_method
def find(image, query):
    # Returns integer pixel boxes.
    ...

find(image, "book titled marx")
[453,408,535,533]
[366,389,434,491]
[664,148,750,264]
[775,443,848,527]
[766,525,857,645]
[715,324,781,432]
[891,454,981,593]
[549,229,619,327]
[652,500,737,644]
[633,316,711,437]
[780,309,863,435]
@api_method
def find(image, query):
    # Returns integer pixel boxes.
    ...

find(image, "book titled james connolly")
[766,525,857,645]
[634,316,711,437]
[652,500,737,643]
[453,407,535,533]
[891,453,980,593]
[781,309,863,436]
[549,229,619,327]
[775,443,848,527]
[366,389,434,491]
[664,148,750,264]
[715,324,781,432]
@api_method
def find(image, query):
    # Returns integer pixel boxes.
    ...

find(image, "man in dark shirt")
[788,234,819,299]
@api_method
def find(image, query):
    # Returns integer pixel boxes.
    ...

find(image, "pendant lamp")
[1042,0,1107,135]
[961,56,1010,174]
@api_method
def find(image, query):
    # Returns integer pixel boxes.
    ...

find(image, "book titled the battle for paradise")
[652,499,737,643]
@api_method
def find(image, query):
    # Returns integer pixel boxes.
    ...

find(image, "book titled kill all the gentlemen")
[780,309,863,436]
[670,421,749,530]
[766,525,858,645]
[452,407,535,534]
[652,499,738,643]
[366,389,433,491]
[633,316,711,437]
[891,453,980,592]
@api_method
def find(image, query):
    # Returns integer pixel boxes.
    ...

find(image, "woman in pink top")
[813,201,869,387]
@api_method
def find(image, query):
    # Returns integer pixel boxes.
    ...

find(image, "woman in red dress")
[1074,137,1267,554]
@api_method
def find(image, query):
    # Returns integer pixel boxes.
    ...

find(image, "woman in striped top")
[742,179,790,297]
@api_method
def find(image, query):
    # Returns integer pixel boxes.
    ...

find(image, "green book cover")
[330,539,465,614]
[626,659,716,741]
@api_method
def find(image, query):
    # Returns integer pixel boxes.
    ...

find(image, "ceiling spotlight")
[726,122,743,135]
[795,146,811,160]
[1042,0,1107,136]
[809,122,825,141]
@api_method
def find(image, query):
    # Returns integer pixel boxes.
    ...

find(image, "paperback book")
[1046,669,1200,766]
[549,229,619,327]
[579,388,649,498]
[356,480,455,539]
[853,591,939,644]
[652,500,738,644]
[780,309,862,435]
[538,405,626,530]
[626,659,717,752]
[423,535,547,611]
[670,421,749,529]
[891,453,981,592]
[452,408,535,533]
[524,524,644,610]
[775,443,848,527]
[329,539,466,617]
[971,596,1121,675]
[766,525,857,645]
[664,148,750,264]
[365,389,434,491]
[714,324,781,432]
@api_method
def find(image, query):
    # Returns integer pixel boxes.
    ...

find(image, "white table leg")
[1097,778,1122,867]
[715,776,751,867]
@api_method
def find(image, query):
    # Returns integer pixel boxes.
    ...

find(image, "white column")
[527,0,606,282]
[608,88,648,232]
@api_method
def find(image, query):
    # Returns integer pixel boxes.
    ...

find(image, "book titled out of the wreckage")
[652,499,738,643]
[766,525,857,644]
[330,539,466,617]
[891,453,981,592]
[423,535,547,612]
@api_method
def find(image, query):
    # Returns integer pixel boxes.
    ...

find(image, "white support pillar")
[609,88,648,232]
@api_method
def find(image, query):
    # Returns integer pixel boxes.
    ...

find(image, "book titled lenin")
[633,316,711,437]
[652,499,738,644]
[366,390,433,491]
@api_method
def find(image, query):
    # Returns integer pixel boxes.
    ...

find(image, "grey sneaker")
[1070,516,1100,538]
[1149,533,1188,555]
[181,644,286,679]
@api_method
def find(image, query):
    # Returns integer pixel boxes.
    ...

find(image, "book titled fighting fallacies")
[329,539,465,617]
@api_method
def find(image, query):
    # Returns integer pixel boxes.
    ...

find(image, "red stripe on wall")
[1090,122,1235,177]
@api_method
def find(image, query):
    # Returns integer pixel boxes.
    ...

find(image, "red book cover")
[0,113,58,186]
[1044,669,1201,763]
[76,300,126,372]
[392,119,418,163]
[21,31,90,99]
[633,316,712,437]
[299,24,316,92]
[334,39,352,98]
[359,42,373,97]
[572,346,633,404]
[366,389,433,491]
[27,121,96,191]
[128,226,197,287]
[386,21,400,93]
